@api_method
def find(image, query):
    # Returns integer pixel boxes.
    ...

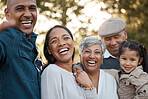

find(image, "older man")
[0,0,42,99]
[98,17,127,70]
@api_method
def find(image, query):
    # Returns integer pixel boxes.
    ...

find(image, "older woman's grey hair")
[79,36,106,55]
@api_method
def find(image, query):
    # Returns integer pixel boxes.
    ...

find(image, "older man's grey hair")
[79,36,106,55]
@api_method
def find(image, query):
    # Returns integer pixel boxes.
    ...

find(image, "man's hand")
[0,20,15,33]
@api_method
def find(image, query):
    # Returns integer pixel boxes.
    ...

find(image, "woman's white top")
[41,64,98,99]
[98,69,118,99]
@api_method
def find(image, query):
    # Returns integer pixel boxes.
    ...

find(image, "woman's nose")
[89,53,95,58]
[58,39,66,46]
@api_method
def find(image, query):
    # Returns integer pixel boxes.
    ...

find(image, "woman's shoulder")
[100,70,118,90]
[101,69,119,83]
[101,69,119,77]
[101,69,116,79]
[41,64,61,76]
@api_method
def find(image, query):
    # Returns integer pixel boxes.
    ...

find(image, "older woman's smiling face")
[80,44,103,73]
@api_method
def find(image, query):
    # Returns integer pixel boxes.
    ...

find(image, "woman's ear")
[101,55,104,64]
[79,54,82,62]
[139,57,143,65]
[47,47,51,54]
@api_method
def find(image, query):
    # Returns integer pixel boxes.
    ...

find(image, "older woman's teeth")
[87,61,95,66]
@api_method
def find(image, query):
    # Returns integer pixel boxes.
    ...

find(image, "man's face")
[103,30,127,57]
[5,0,37,35]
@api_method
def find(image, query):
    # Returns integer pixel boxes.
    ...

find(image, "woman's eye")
[85,50,90,53]
[50,40,57,44]
[64,37,70,40]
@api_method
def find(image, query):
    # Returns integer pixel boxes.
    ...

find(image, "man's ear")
[4,8,10,21]
[124,29,128,40]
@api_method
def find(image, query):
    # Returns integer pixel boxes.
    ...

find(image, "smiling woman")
[41,25,98,99]
[75,36,118,99]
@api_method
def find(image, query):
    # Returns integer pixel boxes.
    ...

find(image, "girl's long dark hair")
[118,40,148,73]
[43,25,75,69]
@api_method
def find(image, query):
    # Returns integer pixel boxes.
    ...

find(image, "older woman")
[75,36,118,99]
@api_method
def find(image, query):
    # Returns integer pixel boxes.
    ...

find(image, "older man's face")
[103,30,127,58]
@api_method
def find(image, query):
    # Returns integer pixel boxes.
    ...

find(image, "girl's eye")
[121,58,126,60]
[130,58,135,61]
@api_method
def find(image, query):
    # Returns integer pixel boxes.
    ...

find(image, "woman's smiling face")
[48,27,74,63]
[80,44,103,73]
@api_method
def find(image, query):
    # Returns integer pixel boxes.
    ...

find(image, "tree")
[36,0,99,61]
[37,0,83,26]
[0,0,103,62]
[0,0,6,20]
[101,0,148,49]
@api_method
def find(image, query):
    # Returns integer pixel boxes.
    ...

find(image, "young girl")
[41,25,98,99]
[107,40,148,99]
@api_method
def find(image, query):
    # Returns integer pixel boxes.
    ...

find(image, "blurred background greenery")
[0,0,148,63]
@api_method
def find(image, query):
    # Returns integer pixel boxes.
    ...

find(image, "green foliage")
[1,0,6,5]
[0,0,6,20]
[101,0,148,50]
[0,0,103,62]
[127,28,148,50]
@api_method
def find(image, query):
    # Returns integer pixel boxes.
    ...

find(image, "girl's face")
[48,27,74,64]
[80,44,103,73]
[119,49,142,73]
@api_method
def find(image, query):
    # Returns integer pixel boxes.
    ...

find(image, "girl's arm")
[134,80,148,98]
[130,70,148,99]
